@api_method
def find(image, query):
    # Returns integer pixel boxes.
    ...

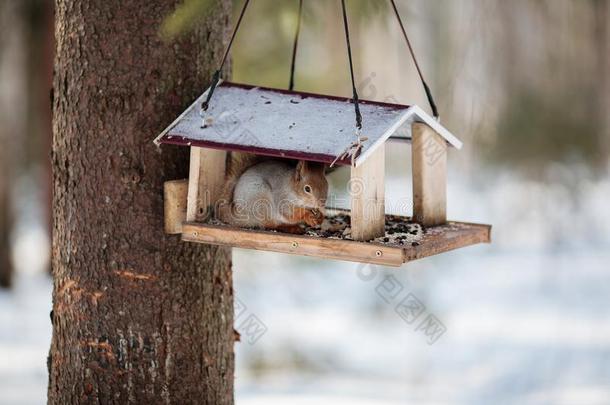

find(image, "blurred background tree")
[0,0,25,288]
[487,0,609,173]
[227,0,609,173]
[0,0,52,288]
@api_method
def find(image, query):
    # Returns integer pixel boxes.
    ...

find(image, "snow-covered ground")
[0,273,51,405]
[1,158,610,404]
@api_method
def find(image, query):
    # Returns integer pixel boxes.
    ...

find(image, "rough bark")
[49,1,234,404]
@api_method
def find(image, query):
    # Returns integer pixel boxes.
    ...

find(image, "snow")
[156,83,434,166]
[0,273,52,405]
[2,158,610,404]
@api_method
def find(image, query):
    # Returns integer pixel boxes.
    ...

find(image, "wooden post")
[412,122,447,227]
[350,146,385,241]
[186,146,226,222]
[164,179,188,234]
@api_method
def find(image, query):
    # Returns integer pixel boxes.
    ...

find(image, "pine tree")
[48,1,235,403]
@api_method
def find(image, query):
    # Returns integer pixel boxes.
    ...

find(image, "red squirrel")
[217,153,328,233]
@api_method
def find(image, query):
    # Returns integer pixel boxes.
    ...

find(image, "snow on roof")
[154,82,462,167]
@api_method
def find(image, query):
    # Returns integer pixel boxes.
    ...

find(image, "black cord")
[389,0,439,119]
[340,0,363,130]
[289,0,304,91]
[202,0,252,112]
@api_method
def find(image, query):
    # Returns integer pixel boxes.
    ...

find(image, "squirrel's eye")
[304,185,312,193]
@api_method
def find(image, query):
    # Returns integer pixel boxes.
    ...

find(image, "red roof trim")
[160,136,353,166]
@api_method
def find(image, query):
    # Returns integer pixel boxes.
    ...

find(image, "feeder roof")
[154,82,462,167]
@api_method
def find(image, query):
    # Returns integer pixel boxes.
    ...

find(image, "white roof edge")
[354,106,413,167]
[409,105,463,150]
[153,82,220,146]
[354,105,463,167]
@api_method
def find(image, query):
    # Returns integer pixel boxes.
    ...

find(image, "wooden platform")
[180,216,491,267]
[164,180,490,266]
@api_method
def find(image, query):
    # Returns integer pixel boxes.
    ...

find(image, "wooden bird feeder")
[153,0,490,266]
[154,82,490,266]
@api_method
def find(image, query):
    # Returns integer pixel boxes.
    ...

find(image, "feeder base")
[180,212,490,267]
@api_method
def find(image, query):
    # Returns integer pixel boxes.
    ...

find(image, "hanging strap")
[289,0,304,91]
[389,0,439,119]
[329,0,366,168]
[201,0,252,112]
[340,0,363,130]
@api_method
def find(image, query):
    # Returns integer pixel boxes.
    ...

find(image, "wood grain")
[186,146,226,222]
[181,218,491,267]
[164,179,188,234]
[182,222,405,266]
[412,122,447,227]
[351,146,386,241]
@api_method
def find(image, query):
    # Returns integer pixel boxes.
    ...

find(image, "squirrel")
[217,153,328,234]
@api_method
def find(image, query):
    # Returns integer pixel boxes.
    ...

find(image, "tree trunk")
[0,121,11,287]
[593,0,610,156]
[23,0,55,275]
[0,0,25,289]
[48,1,234,404]
[0,166,11,289]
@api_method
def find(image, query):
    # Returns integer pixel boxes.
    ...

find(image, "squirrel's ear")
[306,162,325,175]
[295,161,306,182]
[313,163,327,174]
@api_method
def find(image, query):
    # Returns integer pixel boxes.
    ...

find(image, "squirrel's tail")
[217,152,263,223]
